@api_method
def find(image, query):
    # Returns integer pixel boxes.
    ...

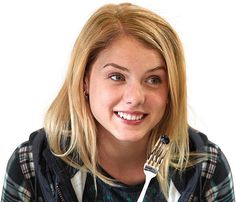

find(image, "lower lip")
[115,113,145,125]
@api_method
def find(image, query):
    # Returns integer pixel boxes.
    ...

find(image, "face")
[85,36,168,143]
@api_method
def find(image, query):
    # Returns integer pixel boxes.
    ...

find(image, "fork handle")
[137,174,153,202]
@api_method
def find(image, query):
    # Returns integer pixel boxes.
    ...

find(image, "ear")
[83,74,89,94]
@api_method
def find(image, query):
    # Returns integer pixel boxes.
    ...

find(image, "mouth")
[114,111,147,121]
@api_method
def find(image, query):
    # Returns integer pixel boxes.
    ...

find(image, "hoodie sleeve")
[201,144,235,202]
[1,142,35,202]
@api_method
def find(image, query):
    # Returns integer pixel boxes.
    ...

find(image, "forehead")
[94,35,166,68]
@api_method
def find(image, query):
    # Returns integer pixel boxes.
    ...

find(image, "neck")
[97,131,149,185]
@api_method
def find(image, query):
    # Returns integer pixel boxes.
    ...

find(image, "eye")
[146,76,162,85]
[109,73,125,81]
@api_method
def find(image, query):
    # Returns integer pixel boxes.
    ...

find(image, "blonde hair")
[44,3,189,199]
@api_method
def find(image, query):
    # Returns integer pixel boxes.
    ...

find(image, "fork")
[137,135,170,202]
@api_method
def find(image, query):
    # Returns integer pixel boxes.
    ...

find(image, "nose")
[123,82,145,106]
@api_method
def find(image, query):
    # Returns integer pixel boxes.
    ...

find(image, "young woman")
[1,3,235,202]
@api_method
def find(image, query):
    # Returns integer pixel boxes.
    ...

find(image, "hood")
[29,129,78,202]
[171,127,208,201]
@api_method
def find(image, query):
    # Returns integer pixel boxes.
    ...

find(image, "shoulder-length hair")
[44,3,188,199]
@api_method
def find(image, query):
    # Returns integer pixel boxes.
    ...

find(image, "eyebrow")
[103,63,166,73]
[103,63,129,72]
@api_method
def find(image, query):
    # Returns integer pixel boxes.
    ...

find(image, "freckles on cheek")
[149,94,168,111]
[101,90,116,105]
[90,87,113,105]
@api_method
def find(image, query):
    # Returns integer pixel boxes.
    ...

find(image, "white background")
[0,0,235,193]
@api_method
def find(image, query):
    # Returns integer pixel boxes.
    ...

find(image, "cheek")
[148,92,168,112]
[89,84,119,113]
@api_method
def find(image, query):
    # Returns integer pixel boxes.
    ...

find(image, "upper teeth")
[117,112,144,120]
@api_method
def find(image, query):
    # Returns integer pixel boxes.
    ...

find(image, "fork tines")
[145,135,170,172]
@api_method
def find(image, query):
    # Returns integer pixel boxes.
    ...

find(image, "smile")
[115,111,146,121]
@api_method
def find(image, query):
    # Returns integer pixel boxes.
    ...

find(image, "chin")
[114,133,146,143]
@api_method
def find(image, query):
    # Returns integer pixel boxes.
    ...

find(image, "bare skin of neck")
[98,131,149,186]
